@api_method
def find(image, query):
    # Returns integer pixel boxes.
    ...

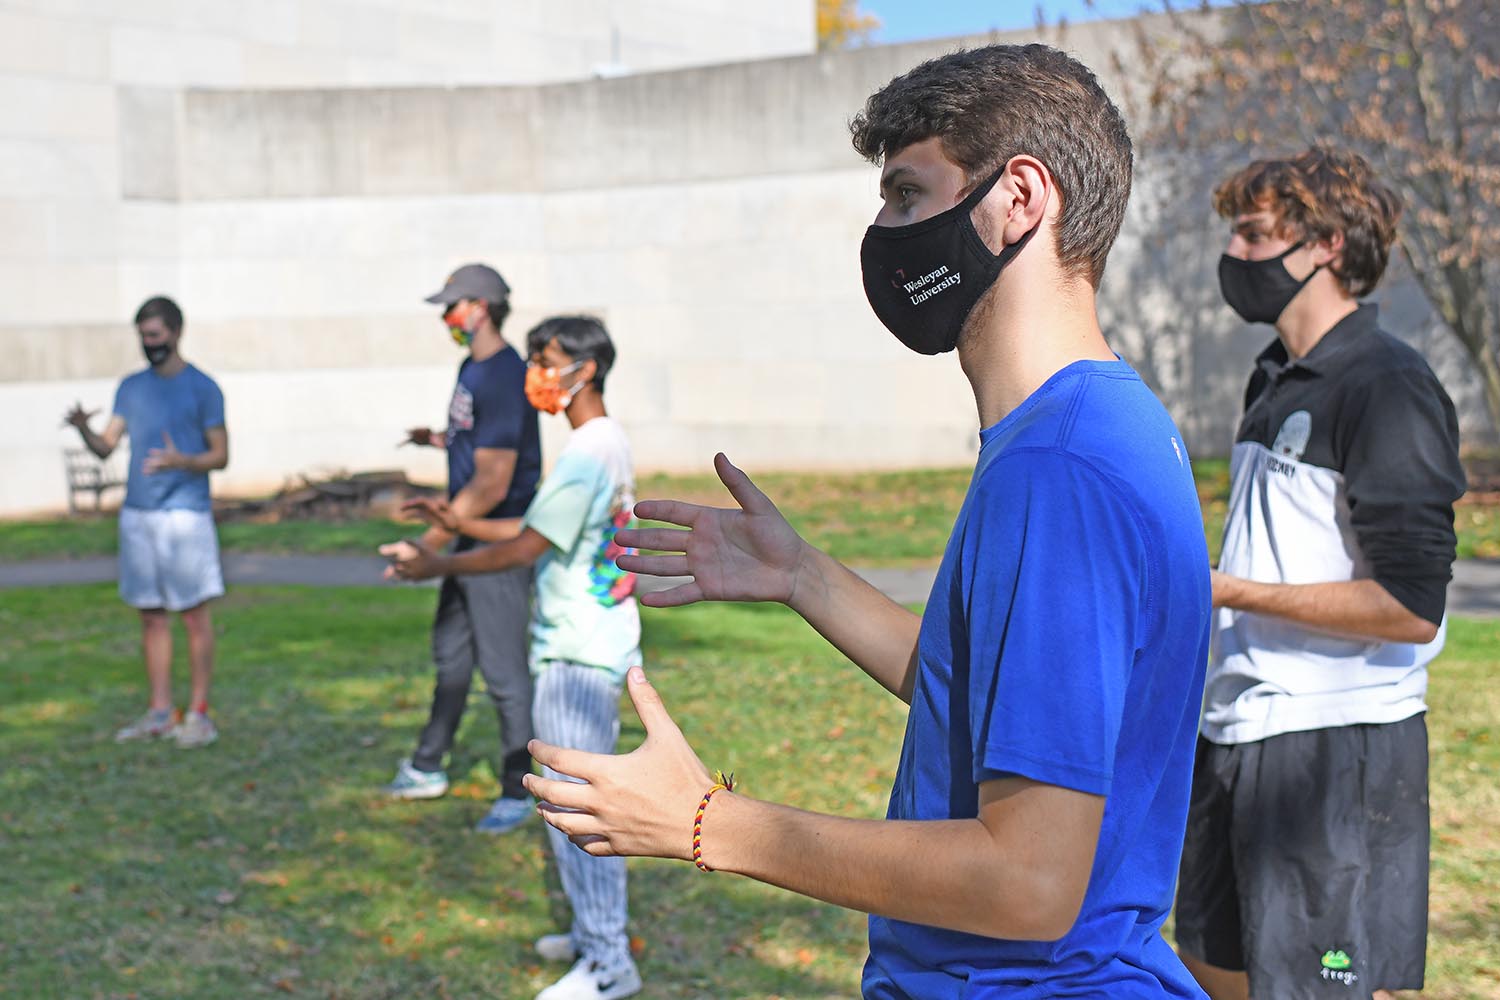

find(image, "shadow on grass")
[0,586,881,998]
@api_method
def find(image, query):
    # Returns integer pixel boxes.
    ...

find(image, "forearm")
[1218,576,1439,644]
[77,427,113,459]
[788,546,923,701]
[699,793,1073,941]
[441,538,533,576]
[452,516,524,543]
[179,449,228,473]
[420,524,455,551]
[446,468,514,534]
[423,484,495,550]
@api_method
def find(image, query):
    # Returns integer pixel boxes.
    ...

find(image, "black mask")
[860,168,1037,355]
[142,342,173,366]
[1217,242,1320,324]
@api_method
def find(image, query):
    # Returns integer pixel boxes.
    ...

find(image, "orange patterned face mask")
[524,360,588,414]
[443,301,482,347]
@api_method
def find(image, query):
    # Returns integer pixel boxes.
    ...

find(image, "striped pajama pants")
[533,660,631,969]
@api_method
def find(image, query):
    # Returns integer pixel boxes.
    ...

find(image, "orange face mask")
[524,360,588,414]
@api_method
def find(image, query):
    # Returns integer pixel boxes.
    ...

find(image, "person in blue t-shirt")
[378,263,543,835]
[517,44,1214,999]
[64,295,229,749]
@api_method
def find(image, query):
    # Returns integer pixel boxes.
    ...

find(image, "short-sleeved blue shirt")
[112,364,225,512]
[445,345,540,520]
[863,360,1211,1000]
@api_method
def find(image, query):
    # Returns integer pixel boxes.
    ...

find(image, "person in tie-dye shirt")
[386,316,643,1000]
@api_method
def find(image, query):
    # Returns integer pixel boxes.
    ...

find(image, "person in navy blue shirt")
[517,44,1213,999]
[379,263,543,835]
[64,295,229,749]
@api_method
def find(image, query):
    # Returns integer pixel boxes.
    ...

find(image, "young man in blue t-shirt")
[64,295,229,749]
[517,45,1213,998]
[380,263,543,835]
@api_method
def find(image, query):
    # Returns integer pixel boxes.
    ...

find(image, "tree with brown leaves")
[1128,0,1500,435]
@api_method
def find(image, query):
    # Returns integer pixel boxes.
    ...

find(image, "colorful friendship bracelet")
[692,770,735,872]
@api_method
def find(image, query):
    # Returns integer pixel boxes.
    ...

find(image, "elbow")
[1023,882,1087,941]
[974,864,1088,942]
[1397,618,1440,645]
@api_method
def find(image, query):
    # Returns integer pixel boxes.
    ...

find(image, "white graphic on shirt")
[1171,436,1184,466]
[1272,409,1312,461]
[446,383,474,447]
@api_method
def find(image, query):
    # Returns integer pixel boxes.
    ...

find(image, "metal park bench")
[63,448,126,514]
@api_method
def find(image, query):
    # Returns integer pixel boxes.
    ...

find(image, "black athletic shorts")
[1173,714,1428,998]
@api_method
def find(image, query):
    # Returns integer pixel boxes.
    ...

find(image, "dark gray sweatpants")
[411,565,534,798]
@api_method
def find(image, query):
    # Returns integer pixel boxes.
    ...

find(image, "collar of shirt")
[1255,302,1379,382]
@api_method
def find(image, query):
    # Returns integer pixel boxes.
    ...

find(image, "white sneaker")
[535,956,641,1000]
[384,758,449,800]
[535,933,579,963]
[171,710,218,749]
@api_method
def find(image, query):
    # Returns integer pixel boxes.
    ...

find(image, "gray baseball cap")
[423,263,511,306]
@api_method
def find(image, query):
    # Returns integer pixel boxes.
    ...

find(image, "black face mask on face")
[142,342,173,366]
[860,167,1038,355]
[1217,242,1321,325]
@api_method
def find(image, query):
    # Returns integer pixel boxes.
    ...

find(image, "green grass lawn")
[0,586,1496,998]
[5,462,1498,567]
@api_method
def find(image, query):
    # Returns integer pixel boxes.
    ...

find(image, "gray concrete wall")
[3,8,1491,516]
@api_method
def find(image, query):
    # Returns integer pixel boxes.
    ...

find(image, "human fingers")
[614,526,691,552]
[714,453,776,516]
[630,499,705,528]
[524,774,593,811]
[527,739,605,782]
[613,553,688,577]
[622,666,681,740]
[570,833,614,855]
[635,581,706,608]
[536,802,606,841]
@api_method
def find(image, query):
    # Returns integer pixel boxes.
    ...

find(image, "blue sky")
[860,1,1157,43]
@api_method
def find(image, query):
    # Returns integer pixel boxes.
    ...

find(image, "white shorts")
[118,507,225,612]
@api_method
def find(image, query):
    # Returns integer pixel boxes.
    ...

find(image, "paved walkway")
[2,553,1496,617]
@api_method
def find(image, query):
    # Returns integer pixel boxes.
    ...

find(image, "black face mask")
[142,342,173,366]
[1217,242,1320,324]
[860,168,1037,355]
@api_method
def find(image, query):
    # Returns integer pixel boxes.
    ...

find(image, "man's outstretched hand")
[400,426,442,448]
[614,453,809,608]
[524,666,717,860]
[63,402,97,431]
[142,431,184,474]
[380,538,444,581]
[400,496,461,533]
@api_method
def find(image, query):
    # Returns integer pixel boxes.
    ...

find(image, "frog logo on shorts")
[1319,948,1358,986]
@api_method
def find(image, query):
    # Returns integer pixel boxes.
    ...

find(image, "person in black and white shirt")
[1173,148,1467,1000]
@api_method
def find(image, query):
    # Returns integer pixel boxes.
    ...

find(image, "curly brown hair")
[849,43,1133,288]
[1213,147,1403,297]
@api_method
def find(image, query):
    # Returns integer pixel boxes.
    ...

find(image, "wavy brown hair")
[1213,147,1403,297]
[849,43,1133,288]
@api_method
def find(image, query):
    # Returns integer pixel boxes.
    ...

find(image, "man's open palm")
[615,453,808,607]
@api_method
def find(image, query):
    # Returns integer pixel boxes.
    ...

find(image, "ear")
[983,155,1053,249]
[579,358,599,386]
[1310,230,1345,268]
